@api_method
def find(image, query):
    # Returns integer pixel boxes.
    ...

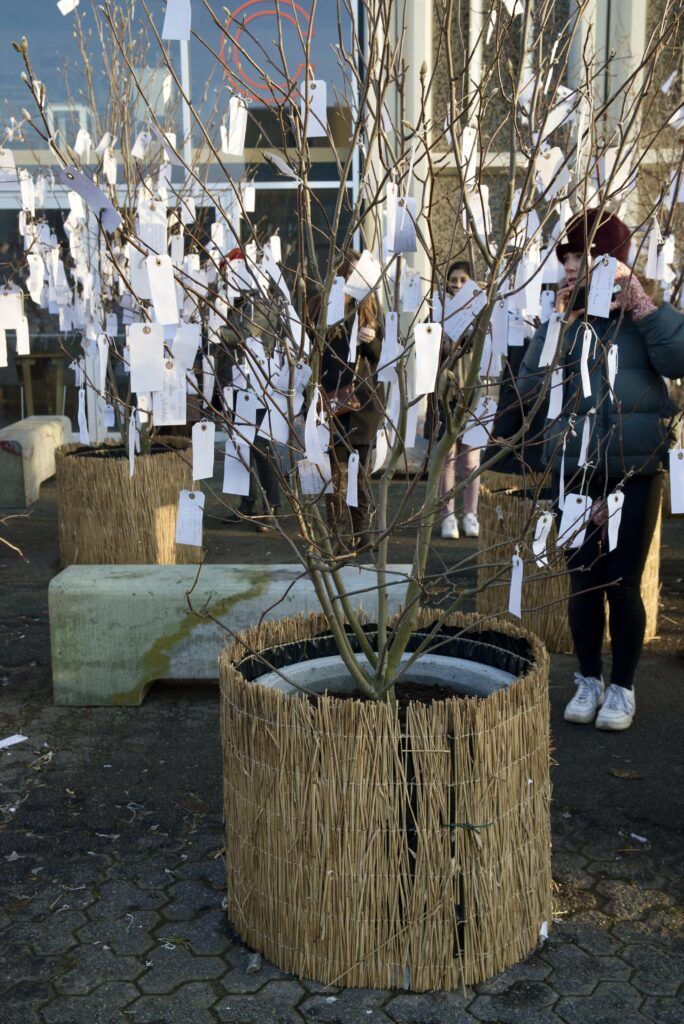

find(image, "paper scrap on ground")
[0,734,28,750]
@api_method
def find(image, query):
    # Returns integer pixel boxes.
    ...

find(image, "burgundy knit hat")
[556,209,631,264]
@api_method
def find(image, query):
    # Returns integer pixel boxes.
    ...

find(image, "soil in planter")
[306,681,466,708]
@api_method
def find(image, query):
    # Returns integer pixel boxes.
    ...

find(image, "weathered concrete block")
[49,563,411,706]
[0,416,72,507]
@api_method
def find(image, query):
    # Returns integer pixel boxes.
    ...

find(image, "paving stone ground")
[0,479,682,1024]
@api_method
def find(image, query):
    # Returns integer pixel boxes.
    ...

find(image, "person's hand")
[555,286,582,323]
[613,261,657,321]
[358,326,376,342]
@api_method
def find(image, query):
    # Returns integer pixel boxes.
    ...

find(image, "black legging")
[561,473,662,689]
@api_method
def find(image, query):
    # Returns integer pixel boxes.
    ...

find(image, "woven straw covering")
[476,487,661,653]
[219,610,552,991]
[55,438,201,565]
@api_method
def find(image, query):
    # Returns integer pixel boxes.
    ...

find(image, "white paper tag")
[77,387,89,444]
[539,312,563,367]
[55,166,122,232]
[172,321,201,367]
[461,395,498,448]
[192,420,215,480]
[607,343,618,399]
[128,322,164,394]
[162,0,191,40]
[508,553,523,618]
[175,490,205,547]
[153,358,187,426]
[413,323,442,396]
[401,268,423,312]
[378,311,400,383]
[298,455,333,495]
[343,250,383,301]
[57,0,79,15]
[557,493,592,548]
[146,254,179,325]
[533,512,554,567]
[373,426,389,473]
[540,289,555,323]
[490,298,509,355]
[304,388,329,468]
[507,309,525,347]
[348,310,359,362]
[223,436,251,496]
[547,366,564,420]
[15,316,30,356]
[577,413,592,468]
[346,450,359,507]
[128,410,139,478]
[607,490,625,551]
[669,447,684,514]
[580,326,593,399]
[441,281,486,341]
[387,195,418,253]
[301,79,327,137]
[223,95,248,156]
[587,255,617,318]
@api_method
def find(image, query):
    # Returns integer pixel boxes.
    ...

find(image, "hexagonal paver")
[76,911,161,956]
[621,944,684,996]
[220,948,293,994]
[137,945,226,994]
[299,987,392,1022]
[40,982,139,1023]
[472,956,551,994]
[214,979,306,1023]
[553,919,622,956]
[595,881,672,920]
[53,945,145,995]
[385,990,473,1023]
[86,881,166,922]
[160,880,221,922]
[11,911,88,957]
[467,981,559,1023]
[555,981,648,1024]
[538,943,631,995]
[124,981,219,1023]
[641,996,684,1023]
[155,909,234,956]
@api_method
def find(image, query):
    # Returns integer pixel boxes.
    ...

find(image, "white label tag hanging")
[557,493,592,548]
[192,421,215,480]
[413,323,442,396]
[547,366,564,420]
[146,254,179,325]
[172,321,201,367]
[15,316,30,355]
[580,326,593,399]
[153,358,187,426]
[346,450,359,507]
[533,513,554,567]
[304,388,328,468]
[128,323,164,394]
[577,412,592,468]
[372,426,389,473]
[162,0,191,41]
[343,250,383,301]
[539,312,563,367]
[540,289,555,323]
[348,311,359,362]
[441,281,486,341]
[607,343,618,400]
[401,268,422,312]
[607,490,625,552]
[461,395,498,448]
[175,490,205,547]
[301,79,327,138]
[507,309,525,347]
[587,255,617,318]
[224,96,248,156]
[326,276,345,325]
[77,387,89,444]
[223,436,251,496]
[297,455,333,496]
[508,552,523,618]
[128,410,139,478]
[387,196,418,253]
[668,447,684,514]
[490,298,509,356]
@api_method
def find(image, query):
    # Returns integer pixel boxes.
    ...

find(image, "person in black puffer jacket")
[517,209,684,731]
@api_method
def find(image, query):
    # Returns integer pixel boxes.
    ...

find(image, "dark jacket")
[517,303,684,477]
[484,342,547,475]
[320,308,384,448]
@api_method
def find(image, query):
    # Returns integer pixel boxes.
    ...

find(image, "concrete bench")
[0,416,72,507]
[49,563,411,706]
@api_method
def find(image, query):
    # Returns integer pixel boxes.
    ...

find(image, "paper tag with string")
[539,312,563,367]
[192,420,215,480]
[346,450,360,507]
[669,424,684,514]
[580,325,593,398]
[326,276,346,326]
[607,489,625,551]
[533,512,554,567]
[146,254,179,325]
[508,547,524,618]
[607,343,618,400]
[175,490,205,547]
[557,493,592,548]
[77,387,89,444]
[577,410,593,468]
[348,310,359,362]
[587,255,617,318]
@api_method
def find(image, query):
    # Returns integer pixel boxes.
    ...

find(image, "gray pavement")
[0,477,682,1024]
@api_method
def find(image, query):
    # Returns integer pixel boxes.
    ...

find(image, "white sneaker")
[564,672,604,724]
[462,512,480,537]
[595,684,635,731]
[441,513,460,539]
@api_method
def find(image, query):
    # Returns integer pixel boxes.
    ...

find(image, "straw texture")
[55,438,201,565]
[476,487,661,653]
[219,610,552,991]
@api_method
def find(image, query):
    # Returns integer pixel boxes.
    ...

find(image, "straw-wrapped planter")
[476,486,661,652]
[219,609,552,991]
[55,437,201,565]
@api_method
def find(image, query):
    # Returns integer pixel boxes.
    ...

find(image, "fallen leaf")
[608,768,643,780]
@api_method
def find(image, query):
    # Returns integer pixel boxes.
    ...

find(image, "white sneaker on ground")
[564,672,604,724]
[595,684,636,731]
[441,513,460,539]
[462,512,480,537]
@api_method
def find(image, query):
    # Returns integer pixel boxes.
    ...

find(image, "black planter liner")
[236,621,534,685]
[66,443,183,460]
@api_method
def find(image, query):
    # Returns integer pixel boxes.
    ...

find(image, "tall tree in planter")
[11,0,684,986]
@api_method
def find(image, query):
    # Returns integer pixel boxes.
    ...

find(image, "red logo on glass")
[220,0,314,105]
